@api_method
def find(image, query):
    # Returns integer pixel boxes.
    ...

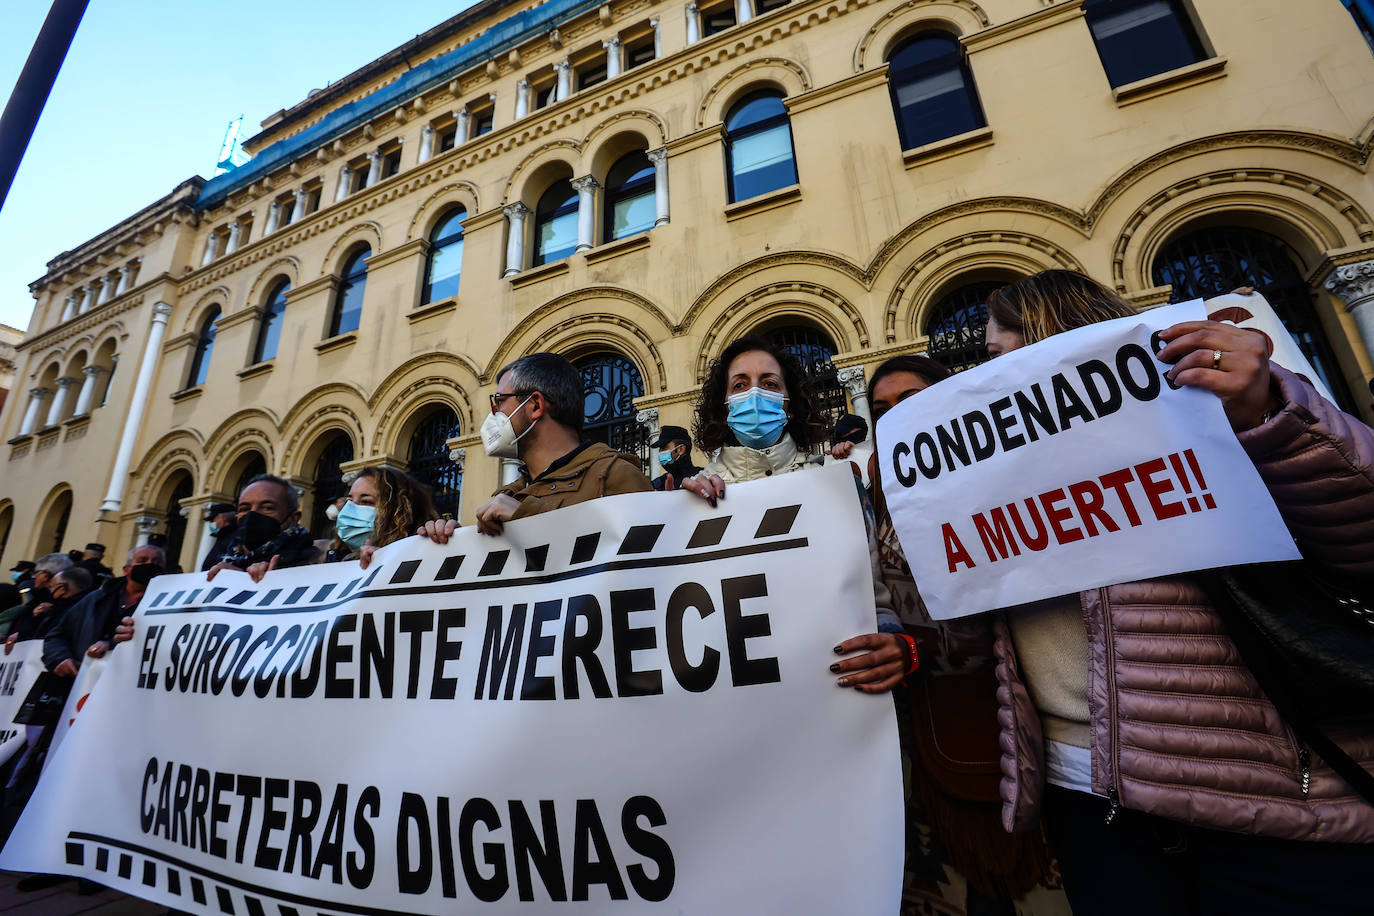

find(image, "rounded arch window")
[603,151,655,242]
[724,90,797,203]
[1083,0,1206,88]
[534,180,578,266]
[924,280,1006,372]
[188,307,220,388]
[407,407,463,520]
[0,504,12,566]
[1151,224,1356,411]
[329,247,370,337]
[423,208,466,305]
[310,433,354,535]
[254,278,290,363]
[38,489,72,556]
[886,31,986,151]
[575,352,647,468]
[161,472,194,569]
[232,452,268,498]
[761,324,845,437]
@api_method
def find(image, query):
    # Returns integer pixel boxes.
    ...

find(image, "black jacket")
[43,577,136,670]
[201,521,240,571]
[12,591,80,642]
[652,456,702,491]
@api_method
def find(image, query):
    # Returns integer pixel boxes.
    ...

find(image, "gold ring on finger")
[1212,349,1222,371]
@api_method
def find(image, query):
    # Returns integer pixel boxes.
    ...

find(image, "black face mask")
[129,564,164,586]
[239,511,284,550]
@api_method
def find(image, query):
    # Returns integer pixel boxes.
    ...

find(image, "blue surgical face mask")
[657,450,675,469]
[336,501,376,551]
[726,387,789,449]
[9,571,20,583]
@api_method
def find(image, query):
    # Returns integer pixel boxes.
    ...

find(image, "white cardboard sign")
[1,465,903,915]
[878,299,1301,619]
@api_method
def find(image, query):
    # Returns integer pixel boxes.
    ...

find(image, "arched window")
[232,452,268,498]
[254,279,289,363]
[0,504,12,565]
[603,152,656,242]
[423,208,465,304]
[724,91,797,203]
[925,281,1005,371]
[1152,225,1356,412]
[408,407,463,519]
[329,247,370,337]
[38,489,72,556]
[310,433,354,535]
[534,180,578,266]
[188,307,219,387]
[575,353,648,469]
[762,325,845,439]
[886,32,986,150]
[1083,0,1207,87]
[162,473,194,568]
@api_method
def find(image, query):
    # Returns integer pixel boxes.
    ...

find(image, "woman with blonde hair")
[327,466,439,564]
[979,269,1374,913]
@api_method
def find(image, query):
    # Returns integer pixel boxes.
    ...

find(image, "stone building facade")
[2,0,1373,573]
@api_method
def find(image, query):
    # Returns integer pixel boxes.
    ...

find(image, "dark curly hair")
[692,336,830,453]
[329,466,439,554]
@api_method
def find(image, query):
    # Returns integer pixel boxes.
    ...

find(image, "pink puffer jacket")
[995,366,1374,842]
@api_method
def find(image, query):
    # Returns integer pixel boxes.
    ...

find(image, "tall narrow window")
[724,91,797,203]
[254,279,289,363]
[603,152,655,241]
[534,180,578,266]
[408,407,463,519]
[577,59,608,90]
[423,209,465,304]
[329,247,369,337]
[887,32,986,150]
[474,111,494,136]
[310,433,354,536]
[702,2,737,35]
[626,40,655,69]
[188,307,220,387]
[1083,0,1206,87]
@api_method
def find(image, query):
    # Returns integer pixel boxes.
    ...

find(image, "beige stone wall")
[2,0,1372,571]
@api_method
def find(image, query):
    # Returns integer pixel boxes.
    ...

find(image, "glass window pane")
[334,274,366,336]
[426,239,463,301]
[729,122,796,200]
[612,190,656,239]
[1084,0,1205,86]
[727,93,786,130]
[257,313,282,362]
[537,211,578,263]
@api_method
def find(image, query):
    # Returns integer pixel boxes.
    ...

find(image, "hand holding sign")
[1156,319,1280,432]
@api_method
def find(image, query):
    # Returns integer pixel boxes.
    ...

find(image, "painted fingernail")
[829,663,841,673]
[853,685,865,691]
[833,645,844,653]
[836,677,850,687]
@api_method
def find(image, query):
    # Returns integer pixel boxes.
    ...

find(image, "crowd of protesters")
[2,269,1372,913]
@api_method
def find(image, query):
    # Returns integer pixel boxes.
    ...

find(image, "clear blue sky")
[0,0,482,330]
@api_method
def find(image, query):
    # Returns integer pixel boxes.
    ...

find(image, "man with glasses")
[5,566,92,652]
[420,352,652,541]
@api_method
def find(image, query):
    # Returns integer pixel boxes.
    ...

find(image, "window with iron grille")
[409,407,463,520]
[163,475,193,568]
[310,433,355,536]
[925,281,1004,371]
[234,453,267,498]
[1152,225,1357,412]
[763,325,845,446]
[576,353,649,471]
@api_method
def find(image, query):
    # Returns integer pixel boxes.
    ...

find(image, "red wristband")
[893,632,920,676]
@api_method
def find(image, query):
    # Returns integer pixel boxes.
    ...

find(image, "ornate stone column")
[290,187,308,223]
[116,264,135,296]
[225,221,243,255]
[515,80,530,119]
[19,387,48,436]
[418,123,435,164]
[365,150,383,187]
[97,275,114,305]
[503,203,529,277]
[101,303,173,513]
[736,0,753,23]
[60,294,77,322]
[448,446,467,520]
[555,60,573,101]
[86,281,102,311]
[837,366,871,426]
[571,176,600,253]
[201,233,220,266]
[263,200,281,235]
[650,17,662,57]
[685,3,700,44]
[455,110,471,146]
[1325,260,1374,364]
[73,365,105,416]
[500,457,523,486]
[44,377,76,427]
[334,164,351,203]
[637,407,662,480]
[647,148,670,227]
[135,516,159,548]
[604,37,623,79]
[74,288,89,315]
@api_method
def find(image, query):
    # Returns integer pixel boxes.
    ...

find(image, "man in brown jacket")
[421,352,651,543]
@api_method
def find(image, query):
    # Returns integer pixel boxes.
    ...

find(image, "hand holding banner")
[0,465,903,915]
[877,299,1301,619]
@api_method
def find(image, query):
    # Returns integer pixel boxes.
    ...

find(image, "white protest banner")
[1204,291,1336,403]
[878,299,1301,620]
[44,654,107,772]
[0,640,48,764]
[1,464,903,915]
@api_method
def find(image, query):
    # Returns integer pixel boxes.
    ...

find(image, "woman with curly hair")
[327,466,440,564]
[679,335,914,693]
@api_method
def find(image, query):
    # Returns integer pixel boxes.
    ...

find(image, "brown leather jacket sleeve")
[1236,364,1374,576]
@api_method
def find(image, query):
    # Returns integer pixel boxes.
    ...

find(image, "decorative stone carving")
[1325,259,1374,364]
[570,176,601,252]
[503,203,530,277]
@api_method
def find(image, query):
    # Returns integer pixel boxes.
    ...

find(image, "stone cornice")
[787,66,890,116]
[964,0,1085,54]
[16,288,151,354]
[289,274,340,300]
[216,305,266,332]
[365,237,429,272]
[666,125,725,156]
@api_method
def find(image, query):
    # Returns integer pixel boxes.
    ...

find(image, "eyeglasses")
[488,390,530,413]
